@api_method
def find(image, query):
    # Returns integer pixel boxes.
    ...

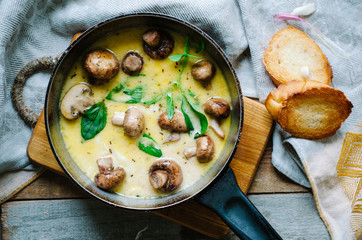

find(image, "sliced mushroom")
[60,84,95,120]
[158,110,187,133]
[121,52,144,75]
[112,107,144,138]
[209,119,225,139]
[142,29,174,60]
[94,156,125,190]
[163,132,181,144]
[149,159,183,192]
[204,98,230,138]
[191,60,216,86]
[84,49,119,85]
[184,135,215,163]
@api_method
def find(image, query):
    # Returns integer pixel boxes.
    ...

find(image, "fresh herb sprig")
[123,86,143,104]
[81,101,107,140]
[138,133,162,157]
[168,36,208,138]
[106,81,164,105]
[168,36,202,85]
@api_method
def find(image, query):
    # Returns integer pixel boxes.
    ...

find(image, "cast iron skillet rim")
[45,12,243,210]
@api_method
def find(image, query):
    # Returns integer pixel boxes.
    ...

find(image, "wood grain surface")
[26,97,273,239]
[2,194,328,240]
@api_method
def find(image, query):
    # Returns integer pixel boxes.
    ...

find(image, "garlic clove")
[290,3,316,17]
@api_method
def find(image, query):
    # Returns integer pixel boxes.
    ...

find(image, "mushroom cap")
[191,60,216,86]
[204,98,231,119]
[60,83,95,120]
[149,159,183,192]
[143,29,174,60]
[158,110,187,133]
[94,167,125,190]
[84,49,119,85]
[123,107,145,138]
[196,135,215,163]
[121,52,144,75]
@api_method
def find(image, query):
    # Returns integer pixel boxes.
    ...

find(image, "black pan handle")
[196,167,282,240]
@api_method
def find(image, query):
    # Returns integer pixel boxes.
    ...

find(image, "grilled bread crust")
[263,26,333,86]
[265,80,353,139]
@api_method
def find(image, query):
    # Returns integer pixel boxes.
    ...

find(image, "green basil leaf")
[124,86,143,104]
[181,98,194,133]
[106,83,124,101]
[130,73,146,77]
[181,94,208,138]
[166,91,174,120]
[138,134,162,157]
[81,101,107,140]
[168,54,184,62]
[142,94,163,105]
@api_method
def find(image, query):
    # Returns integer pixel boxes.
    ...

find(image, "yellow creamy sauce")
[60,28,231,198]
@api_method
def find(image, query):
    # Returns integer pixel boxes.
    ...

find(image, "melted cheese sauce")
[60,28,231,198]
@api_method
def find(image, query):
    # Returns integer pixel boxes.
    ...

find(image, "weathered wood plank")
[249,143,309,194]
[13,171,86,200]
[1,199,212,240]
[2,193,329,240]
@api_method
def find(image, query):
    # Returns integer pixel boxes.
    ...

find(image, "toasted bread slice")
[265,80,353,139]
[263,26,332,86]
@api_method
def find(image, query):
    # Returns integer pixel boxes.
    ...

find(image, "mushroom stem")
[164,132,181,143]
[209,119,225,139]
[96,156,113,174]
[112,112,125,126]
[149,170,169,189]
[183,136,215,163]
[111,108,144,138]
[184,147,197,159]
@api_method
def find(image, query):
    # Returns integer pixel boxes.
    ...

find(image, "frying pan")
[44,13,282,239]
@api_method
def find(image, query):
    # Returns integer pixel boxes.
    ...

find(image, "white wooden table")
[0,141,330,239]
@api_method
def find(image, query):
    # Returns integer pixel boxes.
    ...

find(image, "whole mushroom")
[203,98,231,139]
[121,52,144,76]
[184,135,215,163]
[60,83,95,120]
[84,49,119,85]
[149,159,183,192]
[142,29,174,60]
[112,107,145,138]
[158,110,187,143]
[158,110,187,133]
[94,156,126,190]
[191,60,216,86]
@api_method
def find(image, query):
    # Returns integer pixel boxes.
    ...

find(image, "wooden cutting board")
[27,96,273,239]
